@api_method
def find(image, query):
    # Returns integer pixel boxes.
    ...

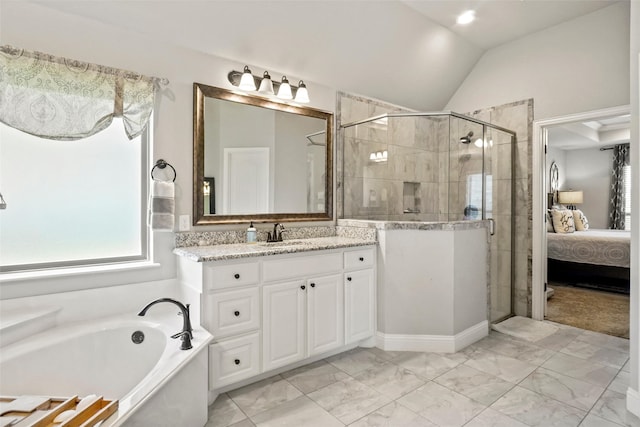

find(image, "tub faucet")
[267,223,286,242]
[138,298,193,350]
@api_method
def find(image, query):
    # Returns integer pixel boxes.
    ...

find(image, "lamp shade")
[277,76,293,100]
[238,66,256,91]
[557,190,583,205]
[257,71,274,95]
[294,80,310,103]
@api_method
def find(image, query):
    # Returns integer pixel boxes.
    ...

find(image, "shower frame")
[340,111,517,322]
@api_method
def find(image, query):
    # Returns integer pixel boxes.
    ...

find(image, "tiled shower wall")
[337,92,533,317]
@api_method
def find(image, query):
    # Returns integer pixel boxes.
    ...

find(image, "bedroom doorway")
[532,105,631,338]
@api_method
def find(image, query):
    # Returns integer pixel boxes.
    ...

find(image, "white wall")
[446,2,630,120]
[564,148,612,229]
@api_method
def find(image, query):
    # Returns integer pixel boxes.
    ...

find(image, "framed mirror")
[193,83,334,225]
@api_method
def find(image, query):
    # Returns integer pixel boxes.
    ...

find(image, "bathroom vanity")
[174,237,376,395]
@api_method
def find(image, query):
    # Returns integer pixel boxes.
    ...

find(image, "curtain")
[608,143,630,229]
[0,45,166,140]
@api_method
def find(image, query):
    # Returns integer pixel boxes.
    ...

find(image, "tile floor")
[206,322,639,427]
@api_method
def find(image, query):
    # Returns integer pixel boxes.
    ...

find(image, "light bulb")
[277,76,293,100]
[457,10,475,25]
[238,65,256,91]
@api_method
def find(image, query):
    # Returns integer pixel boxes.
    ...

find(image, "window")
[0,120,148,272]
[624,164,631,230]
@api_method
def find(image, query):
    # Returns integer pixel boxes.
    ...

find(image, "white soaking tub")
[0,312,212,426]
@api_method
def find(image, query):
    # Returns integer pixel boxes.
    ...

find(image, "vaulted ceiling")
[30,0,622,110]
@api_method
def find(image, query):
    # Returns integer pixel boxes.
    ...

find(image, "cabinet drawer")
[210,332,261,389]
[263,252,341,283]
[206,287,260,338]
[344,247,375,270]
[205,261,259,290]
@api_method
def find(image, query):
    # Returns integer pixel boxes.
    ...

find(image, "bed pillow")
[546,210,555,232]
[572,209,589,231]
[550,208,575,233]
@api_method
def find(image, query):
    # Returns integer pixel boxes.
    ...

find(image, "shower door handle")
[488,218,495,236]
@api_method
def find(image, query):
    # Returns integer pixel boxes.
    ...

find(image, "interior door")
[222,147,270,214]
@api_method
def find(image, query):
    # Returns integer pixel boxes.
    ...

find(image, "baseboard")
[628,387,640,418]
[375,320,488,353]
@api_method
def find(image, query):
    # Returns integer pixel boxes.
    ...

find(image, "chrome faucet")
[138,298,193,350]
[267,223,286,242]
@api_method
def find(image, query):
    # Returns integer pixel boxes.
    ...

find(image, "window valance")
[0,45,168,140]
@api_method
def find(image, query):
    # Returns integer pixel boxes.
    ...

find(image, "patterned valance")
[0,45,168,140]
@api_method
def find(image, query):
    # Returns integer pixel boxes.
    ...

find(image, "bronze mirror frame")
[193,82,334,225]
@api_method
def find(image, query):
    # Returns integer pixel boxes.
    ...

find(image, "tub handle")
[234,310,240,317]
[234,359,241,365]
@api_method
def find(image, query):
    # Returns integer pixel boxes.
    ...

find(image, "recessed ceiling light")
[457,10,475,25]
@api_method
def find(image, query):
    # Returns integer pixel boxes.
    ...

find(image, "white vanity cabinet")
[176,243,375,393]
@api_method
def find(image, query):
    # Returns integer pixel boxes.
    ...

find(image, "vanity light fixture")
[277,76,293,100]
[257,71,274,95]
[369,150,388,163]
[228,67,310,103]
[238,66,257,91]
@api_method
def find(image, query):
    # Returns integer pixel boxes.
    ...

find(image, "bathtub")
[0,312,213,426]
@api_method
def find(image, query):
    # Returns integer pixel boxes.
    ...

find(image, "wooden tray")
[0,395,118,427]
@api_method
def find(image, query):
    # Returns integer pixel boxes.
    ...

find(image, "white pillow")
[551,209,575,233]
[572,209,589,231]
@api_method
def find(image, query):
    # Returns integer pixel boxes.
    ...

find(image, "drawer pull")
[300,285,306,290]
[347,276,352,282]
[234,310,240,317]
[234,359,240,365]
[310,283,316,288]
[359,257,364,261]
[234,273,240,279]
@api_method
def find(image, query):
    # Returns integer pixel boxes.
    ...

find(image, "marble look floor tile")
[326,348,389,376]
[307,377,392,425]
[250,396,343,427]
[580,414,626,427]
[433,364,514,406]
[354,362,425,399]
[577,330,630,353]
[463,348,537,383]
[206,394,248,427]
[591,390,640,427]
[348,401,437,427]
[396,382,486,427]
[463,407,529,427]
[228,375,303,417]
[519,367,605,411]
[474,333,555,366]
[228,420,255,427]
[560,340,629,369]
[491,386,586,427]
[608,370,630,395]
[533,325,582,351]
[364,346,405,361]
[622,359,630,373]
[541,352,619,388]
[281,360,349,394]
[391,351,467,380]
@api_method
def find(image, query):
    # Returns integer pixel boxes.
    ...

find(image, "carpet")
[546,284,629,339]
[492,315,559,342]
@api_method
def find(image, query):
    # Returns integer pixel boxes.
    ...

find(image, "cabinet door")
[307,274,344,356]
[263,280,306,371]
[345,269,375,344]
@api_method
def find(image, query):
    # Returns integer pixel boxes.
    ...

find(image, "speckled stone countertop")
[174,236,377,262]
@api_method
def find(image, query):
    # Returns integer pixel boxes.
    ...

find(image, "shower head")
[459,131,474,144]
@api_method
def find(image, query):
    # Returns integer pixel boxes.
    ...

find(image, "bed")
[547,229,631,293]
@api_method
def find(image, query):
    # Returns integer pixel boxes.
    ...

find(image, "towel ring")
[151,159,176,182]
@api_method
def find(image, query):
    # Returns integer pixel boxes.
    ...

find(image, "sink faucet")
[138,298,193,350]
[267,223,286,242]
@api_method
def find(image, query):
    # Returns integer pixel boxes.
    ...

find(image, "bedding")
[547,229,631,268]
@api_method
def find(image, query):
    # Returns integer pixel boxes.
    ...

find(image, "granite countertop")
[173,236,377,262]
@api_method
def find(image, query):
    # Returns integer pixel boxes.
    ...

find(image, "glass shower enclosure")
[341,112,516,322]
